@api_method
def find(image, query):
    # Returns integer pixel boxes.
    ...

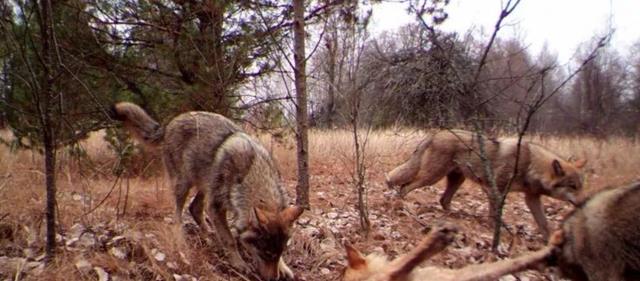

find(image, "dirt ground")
[283,165,571,280]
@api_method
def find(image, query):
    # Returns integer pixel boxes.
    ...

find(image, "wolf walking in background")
[386,129,586,238]
[111,102,303,280]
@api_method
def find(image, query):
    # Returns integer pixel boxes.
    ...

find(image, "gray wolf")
[553,181,640,281]
[386,129,586,238]
[342,224,559,281]
[111,102,303,280]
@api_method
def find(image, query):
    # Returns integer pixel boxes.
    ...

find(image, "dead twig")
[81,171,123,217]
[399,206,429,228]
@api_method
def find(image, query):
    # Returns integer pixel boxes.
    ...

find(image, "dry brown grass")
[1,128,639,280]
[530,134,640,192]
[264,129,640,195]
[258,129,427,181]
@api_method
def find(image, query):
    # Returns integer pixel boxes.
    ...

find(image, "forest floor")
[1,128,639,281]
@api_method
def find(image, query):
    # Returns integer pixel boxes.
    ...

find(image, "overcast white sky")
[370,0,640,63]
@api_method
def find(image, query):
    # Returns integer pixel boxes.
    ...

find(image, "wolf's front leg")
[524,193,549,240]
[209,204,252,273]
[439,170,465,210]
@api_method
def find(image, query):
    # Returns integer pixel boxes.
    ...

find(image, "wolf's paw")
[438,198,451,211]
[397,186,410,199]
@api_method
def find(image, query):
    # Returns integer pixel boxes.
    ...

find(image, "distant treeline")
[309,23,640,137]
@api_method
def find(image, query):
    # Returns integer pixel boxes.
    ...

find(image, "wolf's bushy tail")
[110,102,164,145]
[385,138,432,188]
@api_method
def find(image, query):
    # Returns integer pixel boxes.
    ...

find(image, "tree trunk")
[352,97,370,234]
[0,61,8,129]
[38,0,57,262]
[293,0,310,209]
[43,121,57,261]
[207,1,229,116]
[324,25,338,127]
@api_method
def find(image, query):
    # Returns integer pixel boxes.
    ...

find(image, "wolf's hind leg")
[173,179,193,224]
[188,191,207,229]
[440,169,465,210]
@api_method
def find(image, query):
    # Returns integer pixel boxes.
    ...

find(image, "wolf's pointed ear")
[254,207,271,225]
[344,242,367,269]
[552,160,565,177]
[573,159,587,169]
[280,205,304,225]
